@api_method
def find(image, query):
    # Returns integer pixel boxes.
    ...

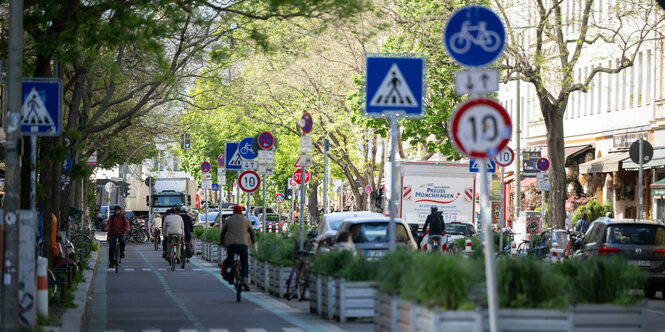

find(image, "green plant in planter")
[311,249,354,276]
[339,254,378,281]
[204,228,220,244]
[454,237,480,252]
[496,257,564,309]
[555,256,645,304]
[270,236,296,266]
[375,248,417,294]
[256,233,281,262]
[193,227,205,239]
[398,252,482,310]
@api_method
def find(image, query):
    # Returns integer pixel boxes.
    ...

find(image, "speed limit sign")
[238,170,261,193]
[451,98,512,159]
[495,146,515,167]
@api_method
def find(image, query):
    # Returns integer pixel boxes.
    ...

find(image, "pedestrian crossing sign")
[365,56,424,117]
[21,79,62,136]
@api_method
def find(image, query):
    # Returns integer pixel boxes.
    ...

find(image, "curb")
[44,240,100,332]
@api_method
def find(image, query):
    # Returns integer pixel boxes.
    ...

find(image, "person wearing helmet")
[179,205,194,261]
[220,205,256,290]
[423,205,445,252]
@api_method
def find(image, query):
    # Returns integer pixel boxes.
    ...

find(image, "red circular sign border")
[451,98,512,159]
[201,161,211,173]
[536,157,550,171]
[258,131,274,150]
[292,168,310,185]
[301,112,313,134]
[495,146,515,167]
[238,170,261,193]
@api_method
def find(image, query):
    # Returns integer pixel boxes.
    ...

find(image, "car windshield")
[349,223,409,243]
[154,195,183,206]
[199,212,219,222]
[445,223,474,235]
[605,224,665,245]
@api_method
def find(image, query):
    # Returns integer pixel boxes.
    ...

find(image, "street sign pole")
[262,175,266,233]
[542,188,545,227]
[205,186,208,230]
[480,159,499,332]
[299,164,306,251]
[324,139,329,214]
[639,138,643,219]
[499,166,504,253]
[389,116,398,252]
[236,172,240,205]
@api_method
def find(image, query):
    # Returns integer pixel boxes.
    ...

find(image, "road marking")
[157,268,166,271]
[282,328,305,332]
[142,268,152,271]
[125,268,135,272]
[179,329,198,332]
[208,329,230,332]
[142,329,160,332]
[192,268,202,271]
[245,329,268,332]
[107,268,115,272]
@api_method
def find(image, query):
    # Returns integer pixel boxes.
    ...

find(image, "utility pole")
[2,0,23,328]
[514,79,521,225]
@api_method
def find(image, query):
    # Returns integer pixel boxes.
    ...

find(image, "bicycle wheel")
[71,234,92,258]
[235,265,242,302]
[180,248,186,269]
[297,265,309,301]
[517,241,531,256]
[154,236,160,250]
[115,243,120,273]
[47,268,58,298]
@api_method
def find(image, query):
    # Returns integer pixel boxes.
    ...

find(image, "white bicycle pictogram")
[240,143,252,155]
[449,21,501,54]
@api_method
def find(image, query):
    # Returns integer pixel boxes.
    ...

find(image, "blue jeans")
[225,244,249,280]
[108,235,126,263]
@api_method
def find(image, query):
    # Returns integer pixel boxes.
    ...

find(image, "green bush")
[270,236,296,266]
[311,249,354,276]
[374,248,415,294]
[203,228,220,244]
[572,200,613,225]
[339,254,378,281]
[496,257,564,308]
[453,237,480,252]
[193,227,205,239]
[255,233,281,262]
[555,256,645,304]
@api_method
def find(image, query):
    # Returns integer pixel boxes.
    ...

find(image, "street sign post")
[257,131,275,150]
[469,159,496,173]
[217,154,225,167]
[365,57,425,117]
[536,158,550,172]
[444,6,505,67]
[300,113,313,134]
[104,182,116,193]
[450,98,512,159]
[292,168,310,185]
[225,142,241,170]
[630,139,653,219]
[276,193,285,204]
[239,136,258,160]
[522,151,542,178]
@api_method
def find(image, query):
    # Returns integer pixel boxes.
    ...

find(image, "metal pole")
[323,139,329,214]
[638,138,643,220]
[542,189,545,227]
[499,166,504,253]
[247,192,251,220]
[205,187,208,230]
[148,177,153,230]
[388,116,398,251]
[236,172,241,205]
[515,79,521,226]
[480,159,499,332]
[3,0,23,327]
[299,165,306,251]
[262,175,267,233]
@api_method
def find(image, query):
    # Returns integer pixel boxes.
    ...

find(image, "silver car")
[333,217,417,258]
[315,211,384,252]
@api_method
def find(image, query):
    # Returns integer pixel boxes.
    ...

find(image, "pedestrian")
[576,212,590,234]
[105,206,130,267]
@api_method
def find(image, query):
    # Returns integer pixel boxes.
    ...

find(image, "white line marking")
[282,328,305,332]
[179,329,197,332]
[208,329,230,332]
[157,268,166,271]
[124,268,135,272]
[142,268,152,271]
[106,268,115,272]
[192,268,202,271]
[142,329,160,332]
[245,329,268,332]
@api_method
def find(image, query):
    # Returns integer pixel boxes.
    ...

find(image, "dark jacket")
[423,211,444,236]
[106,213,130,237]
[576,219,590,234]
[220,213,256,247]
[180,212,194,241]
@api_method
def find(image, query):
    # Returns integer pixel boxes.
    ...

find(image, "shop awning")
[511,178,537,193]
[622,148,665,170]
[652,178,665,196]
[578,152,630,174]
[565,144,593,162]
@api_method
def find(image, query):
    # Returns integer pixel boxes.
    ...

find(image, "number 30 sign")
[450,98,512,159]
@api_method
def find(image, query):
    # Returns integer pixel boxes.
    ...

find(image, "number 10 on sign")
[238,170,260,193]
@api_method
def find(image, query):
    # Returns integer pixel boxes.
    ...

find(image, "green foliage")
[555,256,646,304]
[496,257,564,308]
[453,237,480,252]
[193,227,205,239]
[374,248,416,294]
[203,228,220,244]
[572,200,613,225]
[255,233,282,262]
[311,249,354,275]
[338,254,378,281]
[92,240,99,252]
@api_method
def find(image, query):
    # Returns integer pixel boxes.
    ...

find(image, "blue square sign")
[365,57,424,117]
[21,79,62,136]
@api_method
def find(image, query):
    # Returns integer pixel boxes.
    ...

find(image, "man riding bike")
[163,208,185,263]
[423,206,445,252]
[220,205,256,290]
[105,206,130,267]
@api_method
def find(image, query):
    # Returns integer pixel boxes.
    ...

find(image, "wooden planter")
[201,241,208,260]
[194,238,202,254]
[373,295,647,332]
[320,275,337,320]
[210,244,219,263]
[309,274,321,314]
[335,278,376,323]
[269,264,292,298]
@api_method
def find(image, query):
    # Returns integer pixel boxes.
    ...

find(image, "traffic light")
[284,184,293,200]
[122,182,131,197]
[182,133,191,149]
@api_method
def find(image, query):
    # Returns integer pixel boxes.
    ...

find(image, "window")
[616,58,621,111]
[607,59,612,112]
[638,52,643,106]
[584,67,588,116]
[577,68,582,117]
[647,50,652,105]
[605,225,665,245]
[630,64,635,107]
[583,222,602,245]
[597,64,602,114]
[349,222,410,243]
[622,66,626,109]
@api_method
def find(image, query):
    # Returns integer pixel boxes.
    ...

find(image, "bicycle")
[108,232,122,273]
[180,238,187,269]
[285,250,313,301]
[153,227,161,251]
[449,20,501,53]
[232,255,242,302]
[169,234,179,271]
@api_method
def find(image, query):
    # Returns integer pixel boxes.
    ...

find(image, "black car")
[574,218,665,298]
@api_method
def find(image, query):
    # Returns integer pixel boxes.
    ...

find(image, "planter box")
[201,241,208,260]
[270,264,292,298]
[320,275,337,319]
[309,274,321,314]
[194,238,202,254]
[210,244,219,263]
[335,277,376,323]
[217,246,224,263]
[373,296,647,332]
[262,262,270,291]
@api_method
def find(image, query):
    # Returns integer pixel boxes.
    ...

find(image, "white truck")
[384,161,476,237]
[147,177,197,215]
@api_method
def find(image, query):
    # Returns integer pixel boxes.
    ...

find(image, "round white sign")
[105,182,116,193]
[238,170,261,193]
[451,98,512,159]
[495,146,515,167]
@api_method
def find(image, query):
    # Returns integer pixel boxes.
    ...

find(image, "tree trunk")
[307,182,319,225]
[542,102,566,229]
[39,137,62,267]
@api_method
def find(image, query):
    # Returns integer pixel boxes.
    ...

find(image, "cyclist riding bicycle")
[423,206,445,252]
[221,205,256,290]
[163,208,185,263]
[105,206,130,268]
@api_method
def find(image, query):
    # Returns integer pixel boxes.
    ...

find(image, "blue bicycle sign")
[444,6,505,67]
[239,136,257,160]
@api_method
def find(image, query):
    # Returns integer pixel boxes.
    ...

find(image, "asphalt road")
[84,236,369,332]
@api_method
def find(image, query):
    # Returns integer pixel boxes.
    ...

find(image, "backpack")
[429,212,444,235]
[186,242,194,258]
[220,260,232,282]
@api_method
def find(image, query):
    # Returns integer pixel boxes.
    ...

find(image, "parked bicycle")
[285,250,313,301]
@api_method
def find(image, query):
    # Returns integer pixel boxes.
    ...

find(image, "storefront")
[651,179,665,223]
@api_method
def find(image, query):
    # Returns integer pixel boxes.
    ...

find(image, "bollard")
[465,239,472,257]
[37,256,48,316]
[510,241,517,257]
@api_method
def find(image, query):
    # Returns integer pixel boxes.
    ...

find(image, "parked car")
[213,210,234,228]
[445,221,476,241]
[573,218,665,298]
[333,217,417,258]
[315,211,384,253]
[194,211,220,228]
[252,206,275,216]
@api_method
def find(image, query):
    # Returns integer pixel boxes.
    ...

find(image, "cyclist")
[163,208,185,263]
[105,206,130,267]
[179,206,194,261]
[151,213,162,242]
[423,206,445,252]
[220,205,256,290]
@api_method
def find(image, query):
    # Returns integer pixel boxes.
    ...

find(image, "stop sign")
[292,169,310,185]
